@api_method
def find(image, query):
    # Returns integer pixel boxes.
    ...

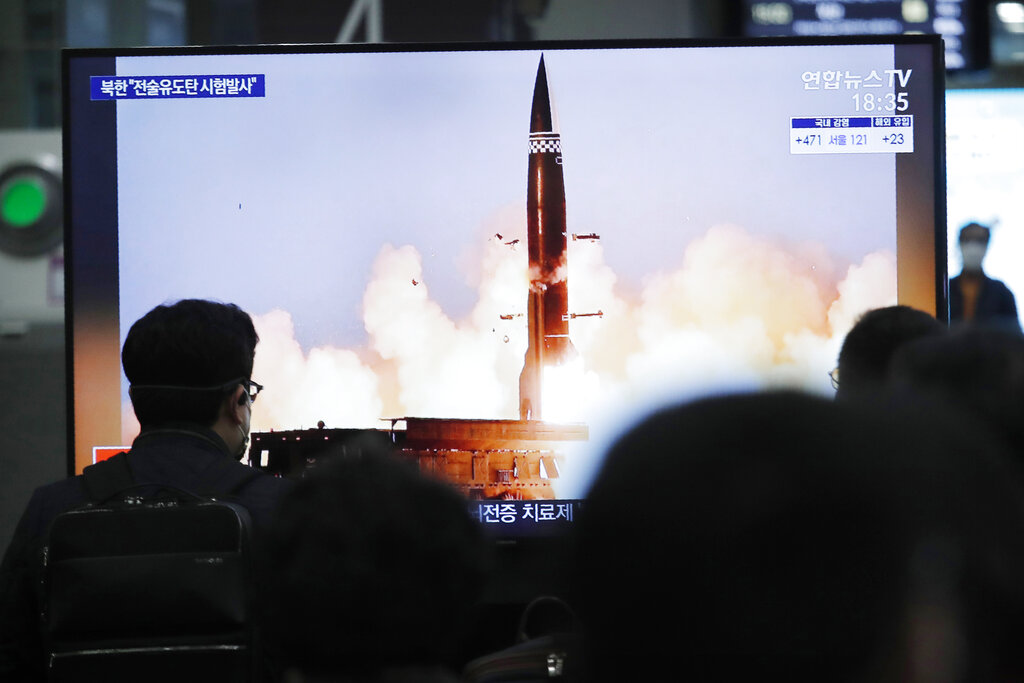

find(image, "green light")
[1,177,47,228]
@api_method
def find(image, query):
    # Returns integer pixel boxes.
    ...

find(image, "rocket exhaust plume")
[520,55,577,420]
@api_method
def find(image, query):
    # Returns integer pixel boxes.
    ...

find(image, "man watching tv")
[0,298,291,681]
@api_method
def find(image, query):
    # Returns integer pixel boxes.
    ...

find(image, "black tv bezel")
[61,34,948,479]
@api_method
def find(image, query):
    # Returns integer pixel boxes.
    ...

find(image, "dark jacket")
[949,272,1021,332]
[0,425,292,682]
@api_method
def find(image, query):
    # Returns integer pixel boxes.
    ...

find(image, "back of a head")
[889,327,1024,457]
[835,305,945,400]
[261,449,489,680]
[122,299,258,427]
[568,391,1024,683]
[959,221,991,246]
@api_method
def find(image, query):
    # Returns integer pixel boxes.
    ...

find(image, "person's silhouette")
[950,222,1020,332]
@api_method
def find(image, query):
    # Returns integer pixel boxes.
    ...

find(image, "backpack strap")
[81,452,134,503]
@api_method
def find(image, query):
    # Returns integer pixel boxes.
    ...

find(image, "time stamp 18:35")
[852,91,909,112]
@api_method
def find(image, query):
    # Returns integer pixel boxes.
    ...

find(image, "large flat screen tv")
[63,36,946,534]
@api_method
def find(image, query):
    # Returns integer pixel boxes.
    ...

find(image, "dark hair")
[122,299,258,427]
[568,391,1024,682]
[835,305,945,400]
[959,222,991,244]
[261,448,489,679]
[888,327,1024,457]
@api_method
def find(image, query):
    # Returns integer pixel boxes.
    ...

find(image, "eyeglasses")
[829,368,840,390]
[240,378,264,402]
[129,377,265,402]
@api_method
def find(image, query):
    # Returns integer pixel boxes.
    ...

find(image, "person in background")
[567,391,1024,682]
[832,305,946,401]
[888,326,1024,459]
[949,221,1020,332]
[260,449,490,683]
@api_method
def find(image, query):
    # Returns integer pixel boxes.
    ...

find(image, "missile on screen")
[519,55,577,421]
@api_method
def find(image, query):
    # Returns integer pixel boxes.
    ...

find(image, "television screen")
[737,0,988,71]
[64,37,945,533]
[946,87,1024,330]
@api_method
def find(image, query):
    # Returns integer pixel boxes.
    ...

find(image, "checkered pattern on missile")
[529,138,561,154]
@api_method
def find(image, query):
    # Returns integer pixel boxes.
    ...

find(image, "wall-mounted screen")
[64,37,945,532]
[738,1,988,71]
[946,87,1024,330]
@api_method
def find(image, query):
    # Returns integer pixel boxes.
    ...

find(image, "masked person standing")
[950,222,1020,332]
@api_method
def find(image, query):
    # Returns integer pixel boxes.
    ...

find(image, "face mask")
[961,242,986,272]
[236,397,251,460]
[236,424,249,460]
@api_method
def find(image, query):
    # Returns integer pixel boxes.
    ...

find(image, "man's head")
[889,327,1024,457]
[959,222,991,273]
[568,391,1024,682]
[835,305,946,401]
[122,299,259,434]
[262,449,489,680]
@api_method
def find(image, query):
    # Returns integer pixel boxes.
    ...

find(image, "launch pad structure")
[250,418,588,500]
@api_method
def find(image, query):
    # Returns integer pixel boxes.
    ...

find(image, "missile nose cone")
[530,55,554,133]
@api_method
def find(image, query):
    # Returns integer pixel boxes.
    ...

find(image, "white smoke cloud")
[362,242,522,418]
[827,249,899,337]
[241,222,896,430]
[206,220,898,497]
[251,309,383,430]
[562,223,868,401]
[550,224,897,498]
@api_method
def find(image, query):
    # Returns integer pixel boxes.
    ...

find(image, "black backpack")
[41,452,260,683]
